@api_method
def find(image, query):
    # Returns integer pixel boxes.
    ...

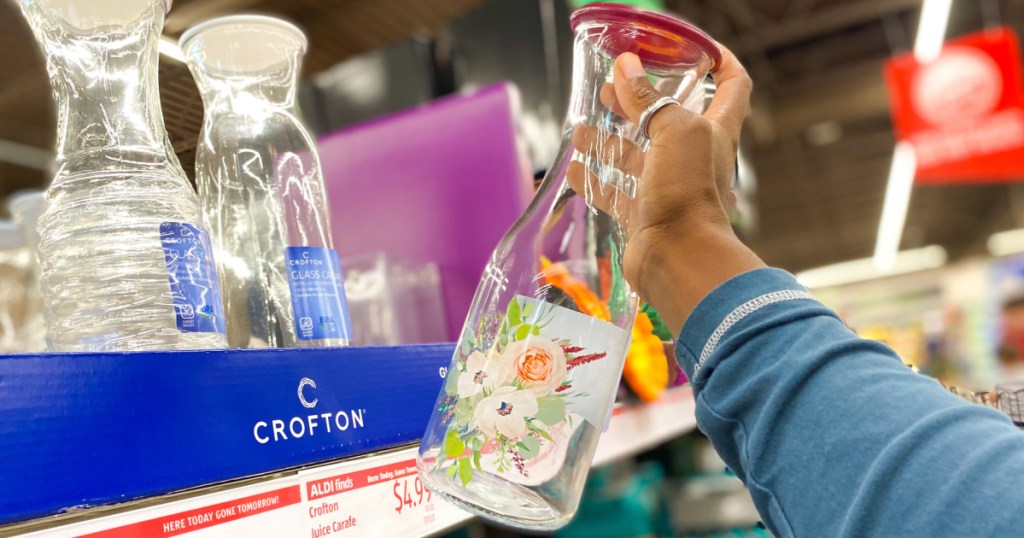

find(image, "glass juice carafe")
[417,3,720,530]
[17,0,227,351]
[7,190,47,352]
[182,16,352,349]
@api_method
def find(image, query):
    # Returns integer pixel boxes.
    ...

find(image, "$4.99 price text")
[393,475,433,517]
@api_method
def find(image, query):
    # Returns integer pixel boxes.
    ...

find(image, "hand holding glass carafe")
[418,3,726,531]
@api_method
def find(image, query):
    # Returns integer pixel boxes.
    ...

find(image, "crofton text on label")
[253,378,367,444]
[253,410,366,444]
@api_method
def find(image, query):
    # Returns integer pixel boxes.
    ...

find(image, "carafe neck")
[191,64,301,116]
[564,22,710,145]
[19,0,173,162]
[181,17,307,116]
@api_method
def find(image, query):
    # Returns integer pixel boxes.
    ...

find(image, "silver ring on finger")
[638,96,681,140]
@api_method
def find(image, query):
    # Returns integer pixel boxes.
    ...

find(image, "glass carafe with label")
[17,0,227,351]
[417,3,720,530]
[181,15,352,348]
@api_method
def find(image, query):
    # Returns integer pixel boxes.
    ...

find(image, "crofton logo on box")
[253,378,366,444]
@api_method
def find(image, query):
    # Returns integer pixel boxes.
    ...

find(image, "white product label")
[435,295,629,486]
[514,296,629,429]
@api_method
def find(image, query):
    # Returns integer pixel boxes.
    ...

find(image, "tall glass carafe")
[181,16,352,348]
[417,4,720,530]
[17,0,227,352]
[7,190,47,352]
[0,221,28,353]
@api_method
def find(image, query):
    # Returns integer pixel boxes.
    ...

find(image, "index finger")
[703,44,752,149]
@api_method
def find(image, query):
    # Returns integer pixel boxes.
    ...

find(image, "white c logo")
[298,378,318,409]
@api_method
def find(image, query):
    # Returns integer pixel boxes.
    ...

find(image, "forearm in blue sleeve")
[674,268,1024,537]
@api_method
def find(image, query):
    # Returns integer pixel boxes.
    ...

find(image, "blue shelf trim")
[0,344,454,525]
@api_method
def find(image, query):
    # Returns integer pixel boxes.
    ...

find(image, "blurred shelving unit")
[594,386,697,466]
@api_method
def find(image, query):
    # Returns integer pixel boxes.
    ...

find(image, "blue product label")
[160,222,226,334]
[285,246,353,341]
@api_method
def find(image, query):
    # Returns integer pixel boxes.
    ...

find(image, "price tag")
[299,450,471,537]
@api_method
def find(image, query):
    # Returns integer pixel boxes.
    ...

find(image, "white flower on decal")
[473,386,539,439]
[457,350,512,398]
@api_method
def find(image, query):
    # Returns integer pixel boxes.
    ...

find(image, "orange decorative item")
[540,257,611,321]
[623,309,670,402]
[541,258,669,402]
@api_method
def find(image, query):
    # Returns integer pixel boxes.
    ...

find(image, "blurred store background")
[4,0,1024,535]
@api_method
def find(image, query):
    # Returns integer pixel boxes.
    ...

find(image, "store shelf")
[1,346,695,537]
[0,344,453,526]
[668,475,762,532]
[594,387,697,466]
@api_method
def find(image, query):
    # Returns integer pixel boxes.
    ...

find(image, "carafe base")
[416,461,573,531]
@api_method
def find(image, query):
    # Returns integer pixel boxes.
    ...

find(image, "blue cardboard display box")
[0,344,454,525]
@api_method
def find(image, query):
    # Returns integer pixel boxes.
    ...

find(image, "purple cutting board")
[318,83,534,341]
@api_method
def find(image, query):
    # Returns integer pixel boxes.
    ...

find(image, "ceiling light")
[873,142,917,270]
[914,0,953,63]
[0,139,52,170]
[159,36,185,62]
[805,121,843,146]
[988,229,1024,257]
[871,2,951,270]
[797,245,947,289]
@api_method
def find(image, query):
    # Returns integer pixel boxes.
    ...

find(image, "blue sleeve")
[673,268,1024,537]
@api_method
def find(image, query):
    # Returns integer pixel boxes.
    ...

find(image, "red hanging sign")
[884,26,1024,183]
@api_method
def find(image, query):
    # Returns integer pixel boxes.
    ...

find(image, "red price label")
[300,452,470,536]
[392,476,432,515]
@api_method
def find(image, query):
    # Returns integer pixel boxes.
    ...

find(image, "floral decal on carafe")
[433,294,623,486]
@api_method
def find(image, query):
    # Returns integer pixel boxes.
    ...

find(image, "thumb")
[613,52,687,138]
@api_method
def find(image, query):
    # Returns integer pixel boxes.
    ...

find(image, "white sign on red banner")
[76,487,302,538]
[22,478,305,538]
[884,26,1024,183]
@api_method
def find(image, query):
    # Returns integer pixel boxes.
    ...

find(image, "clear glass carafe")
[0,221,29,353]
[7,190,47,352]
[417,4,720,530]
[181,15,351,348]
[17,0,227,352]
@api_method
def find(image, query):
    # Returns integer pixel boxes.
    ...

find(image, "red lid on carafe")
[570,3,722,71]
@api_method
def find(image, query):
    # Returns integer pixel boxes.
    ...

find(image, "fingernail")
[619,53,645,80]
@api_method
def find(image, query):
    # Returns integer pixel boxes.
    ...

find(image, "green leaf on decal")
[444,429,465,459]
